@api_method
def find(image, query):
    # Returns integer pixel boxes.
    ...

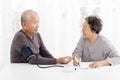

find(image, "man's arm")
[21,45,57,64]
[29,55,72,64]
[29,54,56,64]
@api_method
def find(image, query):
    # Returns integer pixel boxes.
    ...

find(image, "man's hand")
[57,56,72,64]
[89,60,111,68]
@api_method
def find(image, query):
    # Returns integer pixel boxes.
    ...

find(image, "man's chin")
[34,31,38,34]
[83,35,87,39]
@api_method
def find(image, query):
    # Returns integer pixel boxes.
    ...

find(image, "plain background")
[1,0,120,70]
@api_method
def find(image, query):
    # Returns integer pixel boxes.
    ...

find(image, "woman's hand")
[73,57,80,66]
[89,60,111,68]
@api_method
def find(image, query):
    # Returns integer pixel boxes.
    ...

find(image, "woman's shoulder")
[99,35,114,47]
[99,35,111,43]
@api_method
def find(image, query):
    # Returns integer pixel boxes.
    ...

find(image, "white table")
[0,62,120,80]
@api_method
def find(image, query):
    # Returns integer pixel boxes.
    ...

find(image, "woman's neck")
[89,34,99,45]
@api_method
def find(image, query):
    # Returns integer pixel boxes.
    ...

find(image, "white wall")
[0,0,3,70]
[1,0,120,69]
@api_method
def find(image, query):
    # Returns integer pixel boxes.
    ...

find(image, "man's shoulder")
[35,32,41,38]
[14,30,26,39]
[36,32,40,35]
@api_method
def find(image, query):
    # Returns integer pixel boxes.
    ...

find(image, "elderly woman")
[72,16,120,68]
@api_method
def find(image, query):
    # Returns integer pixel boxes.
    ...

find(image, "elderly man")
[10,10,72,64]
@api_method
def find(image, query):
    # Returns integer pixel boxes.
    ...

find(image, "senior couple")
[10,10,120,68]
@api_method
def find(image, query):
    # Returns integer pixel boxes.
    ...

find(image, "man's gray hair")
[21,10,38,26]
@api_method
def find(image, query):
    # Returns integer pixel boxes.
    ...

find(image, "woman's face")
[82,20,93,39]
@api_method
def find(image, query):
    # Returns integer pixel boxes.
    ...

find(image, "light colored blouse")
[72,35,120,65]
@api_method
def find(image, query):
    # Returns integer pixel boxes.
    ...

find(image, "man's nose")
[36,23,39,28]
[82,28,84,32]
[36,25,39,28]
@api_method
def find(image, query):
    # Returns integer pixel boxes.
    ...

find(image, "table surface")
[0,62,120,80]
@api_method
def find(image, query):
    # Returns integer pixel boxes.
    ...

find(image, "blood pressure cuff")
[21,45,34,61]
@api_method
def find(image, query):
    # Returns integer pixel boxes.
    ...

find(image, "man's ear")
[22,22,26,27]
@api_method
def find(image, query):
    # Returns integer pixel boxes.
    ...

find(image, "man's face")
[82,20,93,39]
[23,14,39,35]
